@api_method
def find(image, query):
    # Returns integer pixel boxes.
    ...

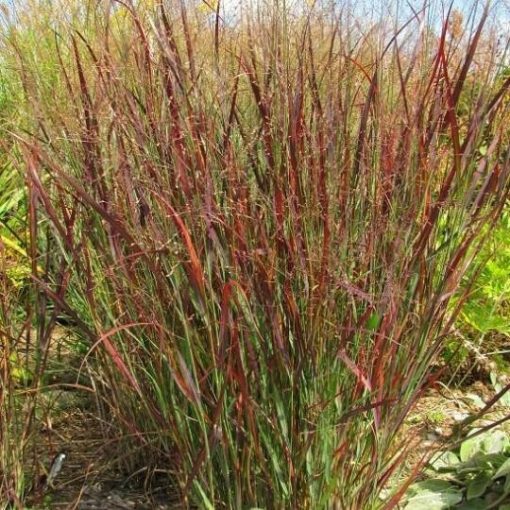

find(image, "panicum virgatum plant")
[3,0,510,507]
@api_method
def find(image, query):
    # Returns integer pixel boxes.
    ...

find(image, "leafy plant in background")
[403,427,510,509]
[445,209,510,382]
[461,211,510,337]
[2,0,510,508]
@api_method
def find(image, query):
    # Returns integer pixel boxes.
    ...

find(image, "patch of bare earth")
[398,381,510,482]
[26,403,179,509]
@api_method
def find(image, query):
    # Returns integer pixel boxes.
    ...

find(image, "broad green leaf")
[405,480,462,510]
[493,458,510,480]
[404,492,462,510]
[457,453,508,476]
[467,471,492,500]
[429,451,460,471]
[460,432,485,462]
[407,479,456,495]
[460,430,509,462]
[483,430,509,454]
[456,499,487,510]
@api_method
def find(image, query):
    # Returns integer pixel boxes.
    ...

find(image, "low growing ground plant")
[2,0,510,508]
[403,426,510,509]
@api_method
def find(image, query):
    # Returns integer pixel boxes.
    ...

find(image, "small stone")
[450,411,469,422]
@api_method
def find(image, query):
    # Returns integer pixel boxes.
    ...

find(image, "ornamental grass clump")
[6,0,510,507]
